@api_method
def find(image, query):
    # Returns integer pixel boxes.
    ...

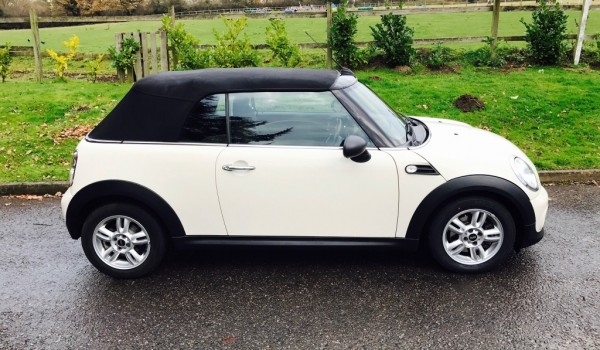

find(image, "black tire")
[427,196,516,273]
[81,203,167,278]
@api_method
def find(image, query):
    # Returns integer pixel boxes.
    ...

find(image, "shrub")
[577,35,600,67]
[265,18,300,67]
[108,37,140,80]
[370,13,415,67]
[161,15,211,70]
[422,42,452,70]
[521,1,568,65]
[46,35,79,79]
[502,46,527,66]
[464,37,507,68]
[85,54,104,83]
[329,0,362,68]
[0,43,12,83]
[212,16,259,68]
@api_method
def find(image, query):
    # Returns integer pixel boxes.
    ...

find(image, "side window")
[180,94,227,143]
[229,91,372,147]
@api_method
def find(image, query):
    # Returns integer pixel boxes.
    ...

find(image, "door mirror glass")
[343,135,371,163]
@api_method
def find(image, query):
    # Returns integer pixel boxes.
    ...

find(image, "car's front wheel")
[81,203,166,278]
[428,197,516,273]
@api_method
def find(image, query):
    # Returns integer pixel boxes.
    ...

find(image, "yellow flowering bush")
[46,35,79,78]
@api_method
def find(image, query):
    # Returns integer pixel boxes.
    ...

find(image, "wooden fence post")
[140,32,149,77]
[326,1,333,69]
[170,5,176,25]
[133,33,142,81]
[490,0,501,61]
[160,30,169,72]
[574,0,592,65]
[29,8,42,82]
[490,0,500,61]
[150,32,158,73]
[168,6,177,69]
[115,33,125,83]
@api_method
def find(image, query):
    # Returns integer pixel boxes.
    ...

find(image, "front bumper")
[60,187,74,221]
[532,185,549,232]
[517,226,545,249]
[517,185,548,249]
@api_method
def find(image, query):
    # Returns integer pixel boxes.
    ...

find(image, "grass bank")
[0,67,598,182]
[0,10,598,53]
[359,67,600,170]
[0,81,129,182]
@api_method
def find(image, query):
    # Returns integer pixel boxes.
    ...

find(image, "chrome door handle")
[222,164,256,171]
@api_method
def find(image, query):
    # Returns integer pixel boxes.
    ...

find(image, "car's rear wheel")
[81,203,166,278]
[428,197,516,273]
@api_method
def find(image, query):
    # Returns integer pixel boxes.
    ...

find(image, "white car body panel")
[411,116,548,232]
[382,149,447,238]
[70,140,228,236]
[215,146,399,237]
[413,117,542,200]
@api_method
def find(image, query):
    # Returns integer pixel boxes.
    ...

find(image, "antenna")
[304,30,343,70]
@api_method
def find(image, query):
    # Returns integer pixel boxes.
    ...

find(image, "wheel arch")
[406,175,535,247]
[65,180,186,240]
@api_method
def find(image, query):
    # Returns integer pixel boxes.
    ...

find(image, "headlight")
[511,156,539,191]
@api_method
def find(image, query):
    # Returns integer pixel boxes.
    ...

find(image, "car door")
[215,91,399,238]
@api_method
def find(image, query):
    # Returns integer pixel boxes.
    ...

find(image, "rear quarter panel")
[70,141,227,236]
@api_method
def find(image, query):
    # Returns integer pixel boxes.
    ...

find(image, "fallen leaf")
[14,195,44,201]
[53,124,95,144]
[223,336,236,344]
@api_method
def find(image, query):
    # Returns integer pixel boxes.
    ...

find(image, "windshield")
[343,82,408,147]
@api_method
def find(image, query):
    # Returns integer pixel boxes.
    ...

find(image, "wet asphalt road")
[0,184,599,349]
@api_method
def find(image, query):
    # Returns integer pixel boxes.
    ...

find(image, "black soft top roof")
[88,68,341,142]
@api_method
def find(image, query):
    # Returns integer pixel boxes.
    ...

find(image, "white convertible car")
[61,68,548,278]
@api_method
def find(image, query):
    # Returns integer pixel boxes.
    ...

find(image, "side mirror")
[342,135,371,163]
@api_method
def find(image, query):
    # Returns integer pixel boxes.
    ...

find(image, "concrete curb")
[0,170,598,196]
[0,181,70,196]
[539,169,600,184]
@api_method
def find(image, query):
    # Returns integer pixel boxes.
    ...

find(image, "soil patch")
[454,94,485,112]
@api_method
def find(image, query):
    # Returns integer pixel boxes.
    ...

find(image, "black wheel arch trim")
[406,175,536,244]
[65,180,185,240]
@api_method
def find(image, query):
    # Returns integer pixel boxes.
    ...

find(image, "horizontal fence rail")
[5,33,596,58]
[1,4,598,25]
[196,34,596,50]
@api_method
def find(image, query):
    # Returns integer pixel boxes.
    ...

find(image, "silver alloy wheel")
[442,208,504,265]
[92,215,151,270]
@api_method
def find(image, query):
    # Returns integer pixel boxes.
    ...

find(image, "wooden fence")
[114,31,168,82]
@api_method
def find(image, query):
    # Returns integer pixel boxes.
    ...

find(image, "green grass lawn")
[358,68,600,170]
[0,81,129,182]
[0,67,598,182]
[0,10,598,53]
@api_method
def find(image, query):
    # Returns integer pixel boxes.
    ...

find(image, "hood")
[410,117,538,187]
